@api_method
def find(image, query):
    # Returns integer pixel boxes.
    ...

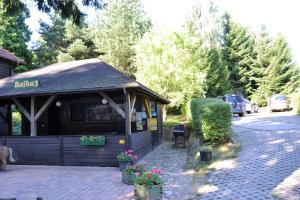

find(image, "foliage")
[200,101,232,143]
[190,98,232,143]
[124,162,147,176]
[117,149,138,162]
[136,29,206,108]
[34,15,98,66]
[92,0,151,77]
[190,98,221,132]
[183,2,230,98]
[80,135,105,145]
[291,93,300,115]
[257,34,300,99]
[198,145,213,152]
[0,0,32,65]
[163,115,190,128]
[134,170,162,189]
[12,111,21,135]
[222,13,255,96]
[3,0,103,25]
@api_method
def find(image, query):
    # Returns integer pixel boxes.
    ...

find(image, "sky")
[27,0,300,63]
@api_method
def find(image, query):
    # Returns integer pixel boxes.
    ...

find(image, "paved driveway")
[0,165,133,200]
[201,111,300,200]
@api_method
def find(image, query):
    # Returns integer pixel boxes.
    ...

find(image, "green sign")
[14,78,40,89]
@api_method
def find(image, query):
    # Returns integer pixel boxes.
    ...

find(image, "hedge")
[290,93,300,114]
[190,98,232,143]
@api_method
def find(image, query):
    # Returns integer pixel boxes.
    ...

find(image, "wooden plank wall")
[3,135,127,167]
[6,136,60,165]
[63,135,127,167]
[129,131,152,159]
[0,136,4,145]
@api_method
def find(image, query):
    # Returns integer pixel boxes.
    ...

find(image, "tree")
[0,0,32,65]
[183,1,230,97]
[34,14,98,65]
[135,29,206,108]
[259,35,300,96]
[92,0,151,77]
[222,13,255,96]
[3,0,104,25]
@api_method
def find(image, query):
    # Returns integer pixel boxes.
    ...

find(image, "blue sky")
[27,0,300,63]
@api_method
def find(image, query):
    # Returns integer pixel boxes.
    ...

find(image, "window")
[70,103,124,122]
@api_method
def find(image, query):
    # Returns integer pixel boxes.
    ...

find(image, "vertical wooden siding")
[129,131,152,159]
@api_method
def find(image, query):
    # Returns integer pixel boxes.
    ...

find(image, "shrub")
[117,150,138,162]
[291,93,300,114]
[134,170,162,189]
[200,102,232,143]
[190,98,222,133]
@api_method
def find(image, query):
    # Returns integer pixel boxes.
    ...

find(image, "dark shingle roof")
[0,59,169,103]
[0,48,24,65]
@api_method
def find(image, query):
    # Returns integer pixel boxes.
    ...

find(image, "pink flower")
[134,172,140,176]
[150,169,161,174]
[133,155,138,160]
[127,149,134,154]
[142,161,146,166]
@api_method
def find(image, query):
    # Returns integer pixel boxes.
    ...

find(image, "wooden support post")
[125,91,131,136]
[13,95,56,137]
[5,105,12,136]
[143,97,152,130]
[30,96,36,136]
[130,93,136,116]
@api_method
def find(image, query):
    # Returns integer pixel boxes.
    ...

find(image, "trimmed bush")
[190,98,232,143]
[190,98,222,132]
[200,102,232,143]
[291,93,300,114]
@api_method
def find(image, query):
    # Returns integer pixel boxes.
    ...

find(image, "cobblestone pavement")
[139,143,202,200]
[200,112,300,200]
[0,165,133,200]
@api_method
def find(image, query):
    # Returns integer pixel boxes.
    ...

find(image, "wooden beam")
[0,110,7,122]
[34,95,57,121]
[12,98,31,121]
[143,97,152,119]
[30,96,36,136]
[125,91,131,135]
[130,93,136,116]
[99,92,125,119]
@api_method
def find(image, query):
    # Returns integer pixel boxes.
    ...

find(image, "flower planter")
[200,151,212,162]
[134,184,162,200]
[122,171,136,185]
[119,161,131,171]
[80,136,105,146]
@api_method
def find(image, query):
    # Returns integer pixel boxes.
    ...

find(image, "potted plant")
[122,162,148,185]
[117,149,138,171]
[134,170,162,200]
[80,136,105,146]
[198,145,213,162]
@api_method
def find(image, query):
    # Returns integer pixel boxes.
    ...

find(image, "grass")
[163,114,191,128]
[12,111,21,135]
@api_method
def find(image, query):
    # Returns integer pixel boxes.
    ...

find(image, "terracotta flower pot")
[134,184,162,200]
[122,171,136,185]
[119,161,131,171]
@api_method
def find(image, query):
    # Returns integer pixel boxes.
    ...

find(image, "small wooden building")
[0,58,169,166]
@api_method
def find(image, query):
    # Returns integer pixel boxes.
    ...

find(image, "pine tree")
[92,0,151,77]
[261,34,300,95]
[222,13,255,96]
[0,0,32,64]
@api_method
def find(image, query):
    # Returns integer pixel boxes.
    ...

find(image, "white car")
[269,95,289,112]
[244,99,252,114]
